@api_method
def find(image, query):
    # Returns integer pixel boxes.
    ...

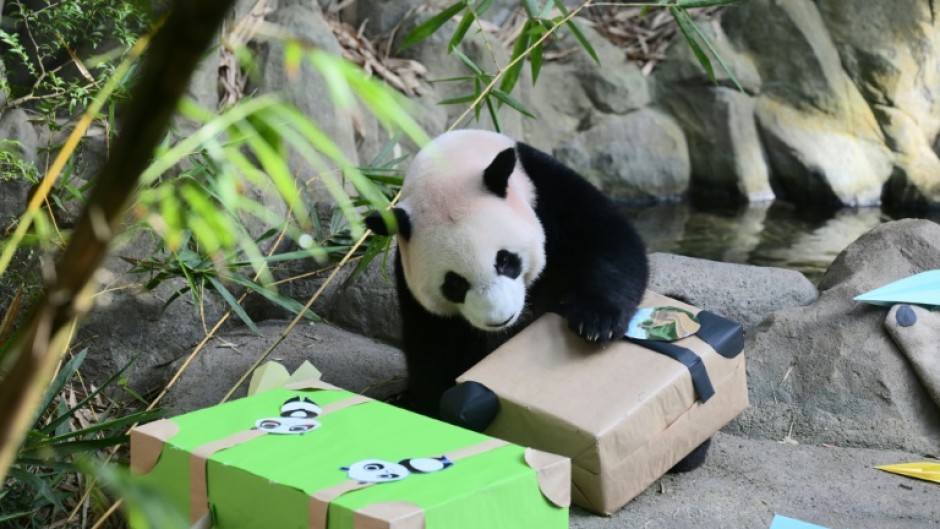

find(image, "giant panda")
[365,130,710,471]
[365,128,648,410]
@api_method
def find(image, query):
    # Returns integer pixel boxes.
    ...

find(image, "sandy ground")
[569,432,938,528]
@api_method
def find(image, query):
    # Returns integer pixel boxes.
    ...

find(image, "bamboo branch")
[0,0,238,484]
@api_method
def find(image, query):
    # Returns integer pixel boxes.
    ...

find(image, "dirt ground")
[570,432,938,529]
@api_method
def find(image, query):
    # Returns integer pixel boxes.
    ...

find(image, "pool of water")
[621,201,940,284]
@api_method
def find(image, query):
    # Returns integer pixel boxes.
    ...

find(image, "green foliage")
[0,0,151,125]
[402,0,744,131]
[0,350,161,528]
[120,42,424,329]
[0,141,39,184]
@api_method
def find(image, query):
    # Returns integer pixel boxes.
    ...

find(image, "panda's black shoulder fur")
[395,141,648,417]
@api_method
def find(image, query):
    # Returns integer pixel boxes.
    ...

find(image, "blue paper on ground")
[854,270,940,308]
[770,515,831,529]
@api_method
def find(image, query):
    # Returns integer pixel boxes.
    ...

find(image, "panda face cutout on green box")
[366,130,546,332]
[253,396,322,435]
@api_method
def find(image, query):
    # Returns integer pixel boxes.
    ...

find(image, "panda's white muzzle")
[462,276,525,331]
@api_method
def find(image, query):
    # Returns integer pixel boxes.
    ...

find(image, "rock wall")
[655,0,940,209]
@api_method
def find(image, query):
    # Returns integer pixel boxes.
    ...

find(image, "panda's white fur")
[395,130,546,330]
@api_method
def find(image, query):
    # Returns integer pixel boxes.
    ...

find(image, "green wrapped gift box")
[130,381,569,529]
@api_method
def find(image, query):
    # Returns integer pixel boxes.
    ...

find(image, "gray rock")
[648,253,817,330]
[523,25,649,151]
[876,105,940,209]
[0,108,40,223]
[316,251,402,345]
[732,219,940,452]
[338,0,426,37]
[721,0,893,206]
[0,108,39,164]
[657,86,774,202]
[885,304,940,410]
[519,56,593,152]
[654,13,762,94]
[575,31,649,116]
[161,320,406,414]
[755,95,893,207]
[817,0,940,144]
[555,109,690,202]
[78,278,231,395]
[251,1,360,197]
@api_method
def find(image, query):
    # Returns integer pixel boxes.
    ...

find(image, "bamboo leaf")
[343,236,387,287]
[34,349,87,426]
[492,89,537,118]
[684,8,744,91]
[438,93,479,106]
[206,275,260,335]
[452,47,484,75]
[484,96,502,132]
[8,467,66,513]
[473,77,482,120]
[473,0,494,15]
[400,1,466,51]
[529,27,545,83]
[41,356,140,434]
[226,274,322,322]
[671,7,715,81]
[500,19,531,95]
[553,0,599,64]
[522,0,541,18]
[449,10,475,52]
[678,0,741,7]
[30,410,161,446]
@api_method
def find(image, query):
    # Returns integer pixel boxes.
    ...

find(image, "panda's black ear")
[364,208,412,240]
[483,147,516,198]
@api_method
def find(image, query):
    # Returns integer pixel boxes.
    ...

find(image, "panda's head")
[366,130,546,331]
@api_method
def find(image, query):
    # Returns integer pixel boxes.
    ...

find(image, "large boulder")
[721,0,893,206]
[161,320,406,414]
[555,109,690,202]
[657,86,774,203]
[78,277,231,395]
[0,108,40,223]
[817,0,940,143]
[523,25,649,152]
[828,0,940,209]
[876,107,940,210]
[316,252,402,345]
[653,12,768,204]
[648,253,817,330]
[731,219,940,452]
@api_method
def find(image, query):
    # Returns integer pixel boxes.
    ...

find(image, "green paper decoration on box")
[130,381,570,529]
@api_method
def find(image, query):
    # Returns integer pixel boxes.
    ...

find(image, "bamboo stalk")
[0,0,238,484]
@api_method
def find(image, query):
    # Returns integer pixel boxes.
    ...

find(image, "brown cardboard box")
[457,291,748,515]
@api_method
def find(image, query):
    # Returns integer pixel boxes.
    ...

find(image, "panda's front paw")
[564,300,631,344]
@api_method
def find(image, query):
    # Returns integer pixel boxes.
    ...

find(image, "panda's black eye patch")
[495,250,522,279]
[442,272,470,303]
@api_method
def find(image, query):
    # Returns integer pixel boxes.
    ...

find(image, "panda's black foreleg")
[561,252,648,344]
